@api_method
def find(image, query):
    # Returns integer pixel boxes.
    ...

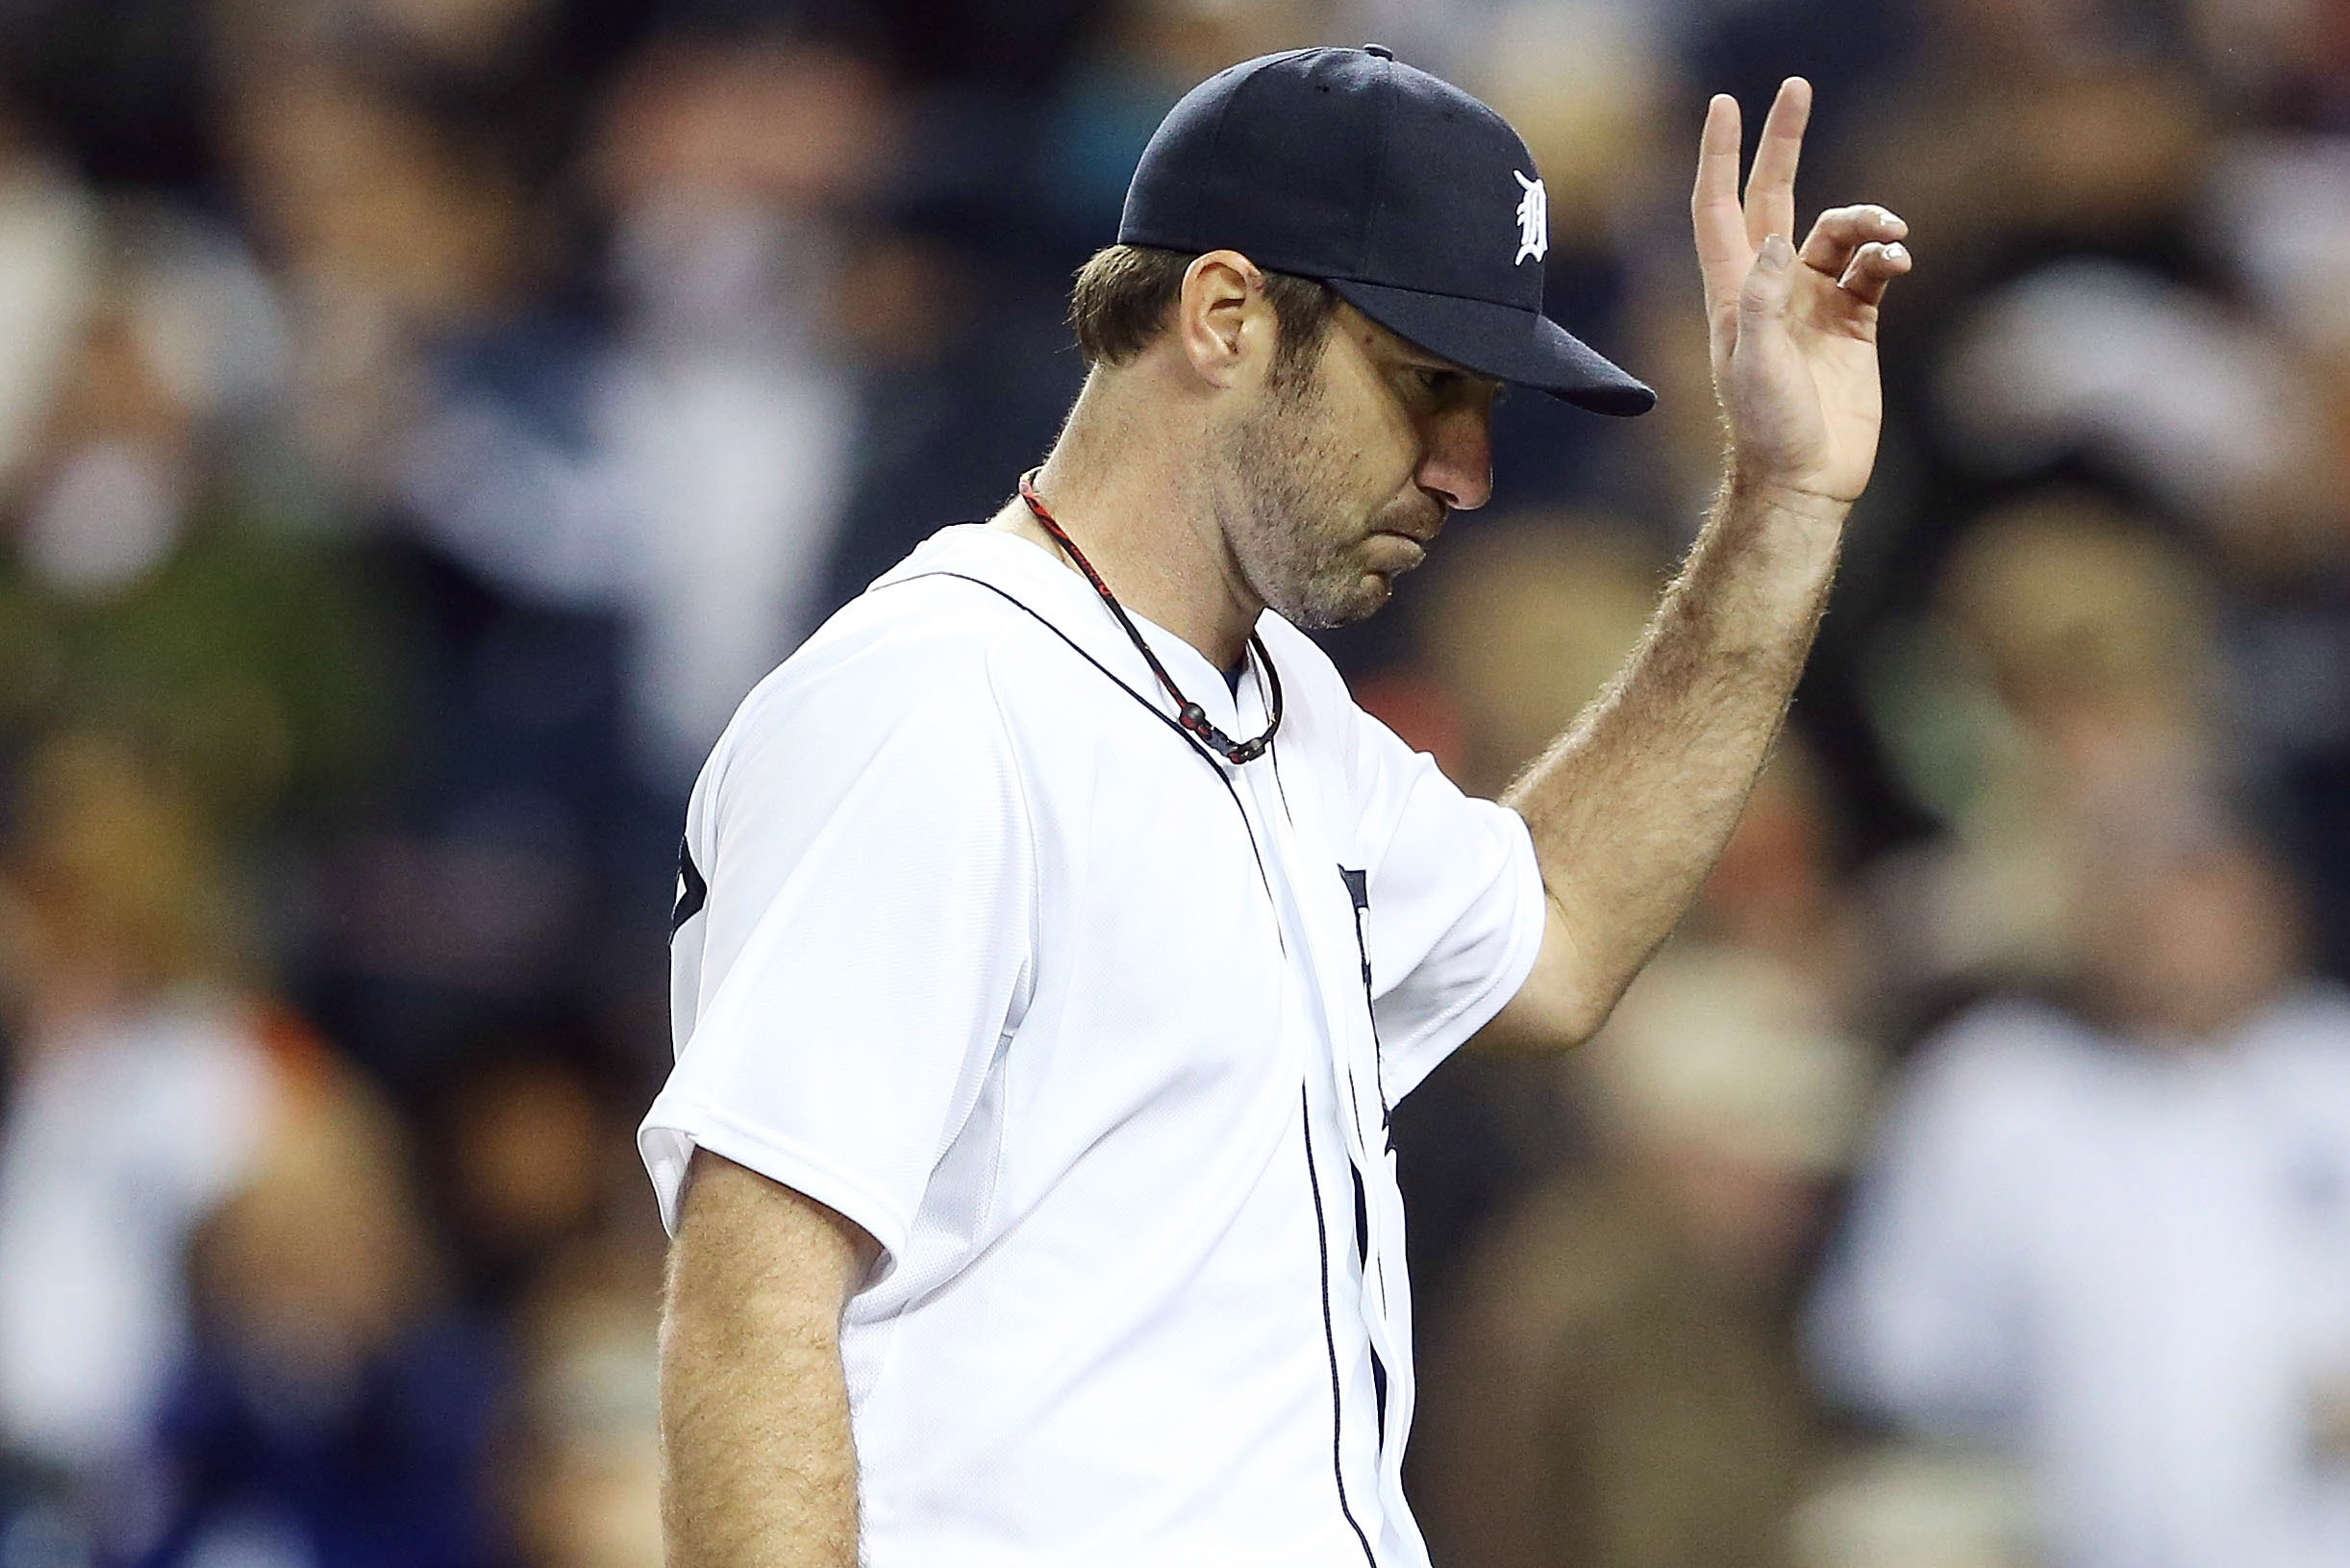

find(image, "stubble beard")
[1220,364,1421,631]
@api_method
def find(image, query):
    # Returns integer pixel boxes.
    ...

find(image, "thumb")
[1737,233,1796,333]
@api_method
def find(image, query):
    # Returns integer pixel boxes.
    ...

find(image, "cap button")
[1361,43,1393,59]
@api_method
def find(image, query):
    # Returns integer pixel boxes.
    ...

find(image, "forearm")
[1484,77,1902,1049]
[661,1157,870,1568]
[1500,476,1844,1033]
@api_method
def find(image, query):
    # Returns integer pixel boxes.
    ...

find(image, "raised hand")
[1691,78,1910,508]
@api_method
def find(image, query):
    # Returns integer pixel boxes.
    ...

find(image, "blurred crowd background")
[0,0,2347,1564]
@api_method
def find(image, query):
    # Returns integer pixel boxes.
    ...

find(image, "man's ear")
[1176,250,1272,388]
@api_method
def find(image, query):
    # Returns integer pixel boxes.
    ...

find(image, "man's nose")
[1417,405,1493,512]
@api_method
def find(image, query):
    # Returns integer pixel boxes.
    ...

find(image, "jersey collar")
[878,523,1272,739]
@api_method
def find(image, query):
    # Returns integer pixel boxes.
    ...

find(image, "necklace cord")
[1016,469,1283,764]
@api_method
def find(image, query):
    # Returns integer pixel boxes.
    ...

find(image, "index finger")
[1742,77,1812,252]
[1691,93,1750,306]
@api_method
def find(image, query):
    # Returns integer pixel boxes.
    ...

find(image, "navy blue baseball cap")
[1118,45,1656,416]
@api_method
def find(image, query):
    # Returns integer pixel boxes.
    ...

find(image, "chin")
[1302,576,1393,630]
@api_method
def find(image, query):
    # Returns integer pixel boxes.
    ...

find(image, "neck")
[988,369,1263,670]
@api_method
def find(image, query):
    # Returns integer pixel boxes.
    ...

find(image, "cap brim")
[1329,278,1656,416]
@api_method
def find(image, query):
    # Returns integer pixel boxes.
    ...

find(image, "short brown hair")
[1068,244,1338,382]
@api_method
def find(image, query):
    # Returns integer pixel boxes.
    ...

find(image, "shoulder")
[690,570,1051,835]
[720,570,1036,752]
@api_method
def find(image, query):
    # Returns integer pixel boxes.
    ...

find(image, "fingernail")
[1761,234,1794,270]
[1884,242,1908,262]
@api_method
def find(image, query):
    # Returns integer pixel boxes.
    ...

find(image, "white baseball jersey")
[640,523,1547,1567]
[1811,988,2350,1568]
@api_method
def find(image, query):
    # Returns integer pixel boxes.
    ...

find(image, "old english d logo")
[1513,170,1548,265]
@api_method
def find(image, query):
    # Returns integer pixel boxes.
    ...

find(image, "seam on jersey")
[1301,1083,1381,1568]
[979,637,1047,1015]
[1268,734,1299,827]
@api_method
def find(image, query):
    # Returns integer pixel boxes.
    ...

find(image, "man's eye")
[1414,368,1459,395]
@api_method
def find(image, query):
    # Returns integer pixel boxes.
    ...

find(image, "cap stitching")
[1357,51,1398,276]
[1190,50,1302,250]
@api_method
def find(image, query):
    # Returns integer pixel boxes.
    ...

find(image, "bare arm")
[661,1151,881,1568]
[1485,79,1911,1052]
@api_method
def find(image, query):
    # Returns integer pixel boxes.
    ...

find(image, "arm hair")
[661,1151,880,1568]
[1485,479,1844,1052]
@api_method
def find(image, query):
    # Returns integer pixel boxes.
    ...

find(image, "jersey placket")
[1231,679,1418,1563]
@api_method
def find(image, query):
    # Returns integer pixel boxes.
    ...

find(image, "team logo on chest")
[1512,170,1548,265]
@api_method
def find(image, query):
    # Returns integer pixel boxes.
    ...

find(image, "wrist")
[1722,469,1854,529]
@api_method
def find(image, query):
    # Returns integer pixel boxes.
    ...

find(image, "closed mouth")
[1377,507,1446,547]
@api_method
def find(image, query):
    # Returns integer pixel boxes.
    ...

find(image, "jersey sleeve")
[638,642,1038,1277]
[1347,705,1548,1102]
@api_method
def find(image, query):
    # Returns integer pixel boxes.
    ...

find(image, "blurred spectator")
[388,20,898,784]
[1688,739,1872,1025]
[1933,262,2345,576]
[1812,787,2350,1568]
[0,732,504,1566]
[1410,513,1662,798]
[0,191,394,835]
[504,1235,662,1568]
[223,55,554,496]
[420,1026,653,1312]
[141,1049,504,1568]
[1415,945,1874,1568]
[1861,492,2223,999]
[0,115,98,499]
[0,737,274,1506]
[1827,0,2214,305]
[1791,1446,2034,1568]
[2186,0,2350,126]
[2191,52,2350,977]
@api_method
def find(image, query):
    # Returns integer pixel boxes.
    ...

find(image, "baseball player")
[645,47,1909,1568]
